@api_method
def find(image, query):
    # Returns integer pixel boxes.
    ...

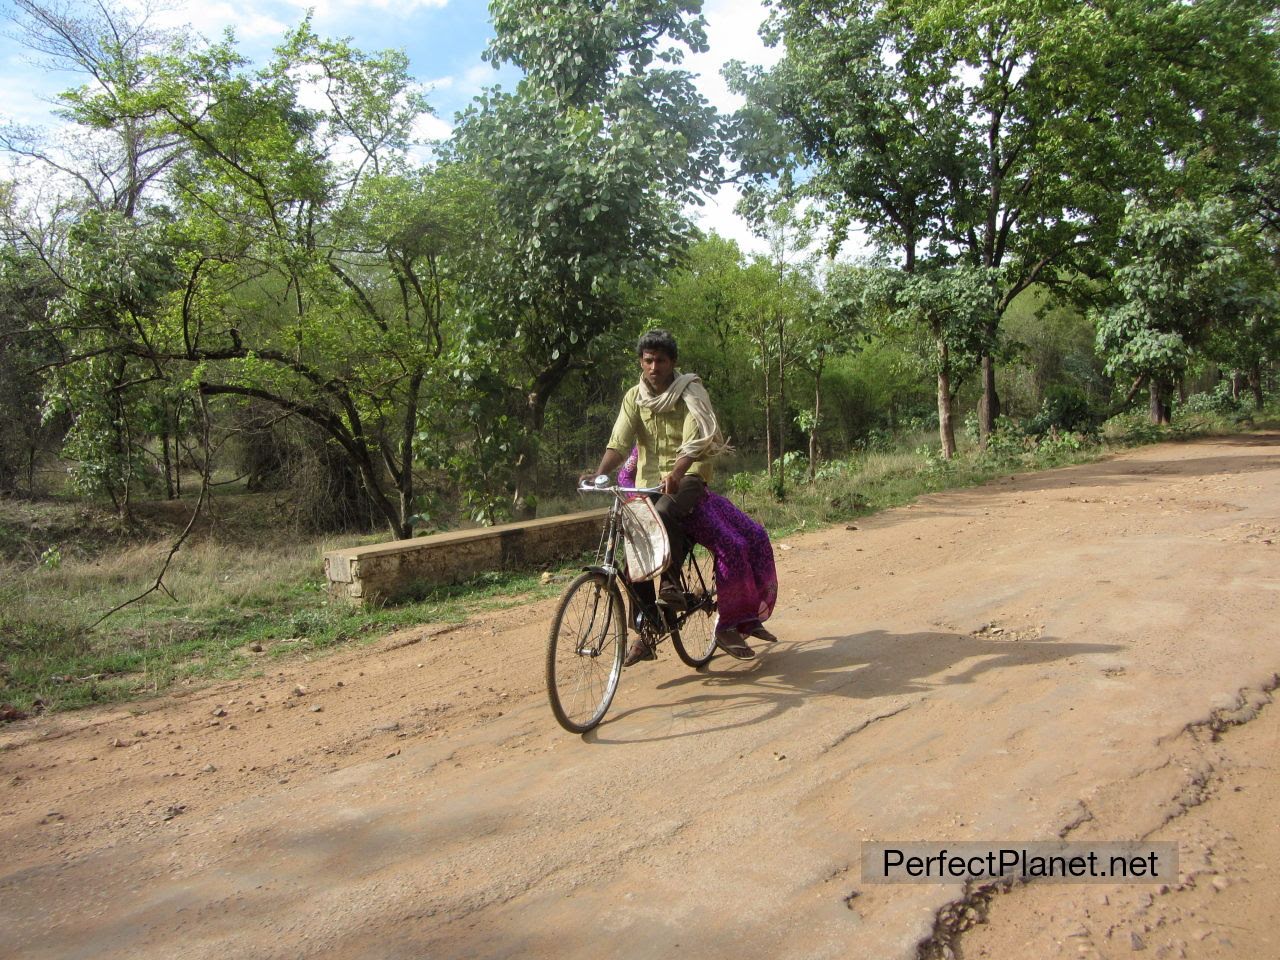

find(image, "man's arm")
[661,454,696,495]
[590,447,625,479]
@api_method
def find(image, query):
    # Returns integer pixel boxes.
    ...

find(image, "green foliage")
[1024,386,1100,437]
[770,450,809,487]
[451,0,724,514]
[999,288,1109,417]
[1100,411,1169,446]
[39,211,183,509]
[43,20,497,536]
[735,0,1280,445]
[1178,383,1243,417]
[0,245,59,495]
[1095,200,1258,384]
[1094,196,1280,425]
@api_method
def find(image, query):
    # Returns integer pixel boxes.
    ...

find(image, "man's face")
[640,348,675,392]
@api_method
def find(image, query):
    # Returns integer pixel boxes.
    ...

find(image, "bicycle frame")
[577,481,712,643]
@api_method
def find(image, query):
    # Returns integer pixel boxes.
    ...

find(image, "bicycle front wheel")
[546,571,626,733]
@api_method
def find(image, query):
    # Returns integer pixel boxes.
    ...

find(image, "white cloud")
[0,74,62,129]
[680,0,780,254]
[689,190,759,254]
[150,0,451,47]
[149,2,289,42]
[275,0,449,19]
[413,112,453,142]
[687,0,780,114]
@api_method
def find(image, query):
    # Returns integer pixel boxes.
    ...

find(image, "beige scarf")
[636,372,733,461]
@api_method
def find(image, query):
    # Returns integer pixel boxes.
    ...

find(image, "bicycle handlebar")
[576,480,663,495]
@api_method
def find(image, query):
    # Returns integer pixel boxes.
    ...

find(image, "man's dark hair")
[636,328,678,360]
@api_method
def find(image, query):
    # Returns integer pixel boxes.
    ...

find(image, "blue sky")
[0,0,780,250]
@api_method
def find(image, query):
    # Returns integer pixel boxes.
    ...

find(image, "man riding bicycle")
[582,329,757,665]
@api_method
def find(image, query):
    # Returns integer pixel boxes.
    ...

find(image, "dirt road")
[3,435,1278,960]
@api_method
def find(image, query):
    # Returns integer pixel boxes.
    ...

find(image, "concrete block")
[323,507,609,606]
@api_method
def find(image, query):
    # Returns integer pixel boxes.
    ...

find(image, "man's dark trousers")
[655,474,705,581]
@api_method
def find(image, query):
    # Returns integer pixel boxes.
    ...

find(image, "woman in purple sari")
[619,448,778,650]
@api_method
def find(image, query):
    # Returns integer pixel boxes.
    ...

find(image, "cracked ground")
[2,433,1278,960]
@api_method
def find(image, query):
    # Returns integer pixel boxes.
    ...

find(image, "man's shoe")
[657,582,688,612]
[747,625,778,643]
[715,629,756,660]
[623,637,656,667]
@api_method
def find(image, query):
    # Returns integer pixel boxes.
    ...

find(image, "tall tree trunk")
[937,337,956,459]
[511,420,543,521]
[978,353,1000,449]
[775,317,787,501]
[511,357,573,521]
[762,355,773,479]
[1149,380,1171,425]
[1250,362,1265,411]
[161,424,175,500]
[808,358,824,483]
[173,403,182,497]
[395,372,424,539]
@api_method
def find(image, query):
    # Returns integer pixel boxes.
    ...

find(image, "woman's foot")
[715,629,756,660]
[747,625,778,643]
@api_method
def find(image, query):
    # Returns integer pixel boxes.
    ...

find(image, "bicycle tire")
[546,571,626,733]
[671,546,718,668]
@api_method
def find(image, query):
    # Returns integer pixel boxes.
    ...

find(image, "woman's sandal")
[715,629,756,660]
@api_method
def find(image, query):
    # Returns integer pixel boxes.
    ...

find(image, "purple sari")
[619,450,777,633]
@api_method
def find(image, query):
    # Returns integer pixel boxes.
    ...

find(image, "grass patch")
[0,520,577,716]
[722,429,1107,538]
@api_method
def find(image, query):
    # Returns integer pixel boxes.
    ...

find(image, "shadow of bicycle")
[585,628,1119,745]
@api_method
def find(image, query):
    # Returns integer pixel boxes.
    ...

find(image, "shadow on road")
[588,629,1120,744]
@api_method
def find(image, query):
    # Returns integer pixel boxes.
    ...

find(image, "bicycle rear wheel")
[546,571,626,733]
[671,546,718,668]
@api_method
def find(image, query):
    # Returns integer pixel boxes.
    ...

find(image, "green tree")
[732,0,1280,446]
[654,234,748,413]
[3,0,186,218]
[39,210,179,513]
[4,0,194,507]
[800,261,873,477]
[452,0,722,517]
[1095,199,1274,424]
[15,17,493,537]
[0,236,60,495]
[147,24,490,537]
[887,265,994,457]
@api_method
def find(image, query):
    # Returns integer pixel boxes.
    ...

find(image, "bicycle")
[545,477,719,734]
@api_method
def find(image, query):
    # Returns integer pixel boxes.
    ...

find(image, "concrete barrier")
[323,507,609,606]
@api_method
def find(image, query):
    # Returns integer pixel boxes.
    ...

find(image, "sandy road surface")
[2,435,1278,960]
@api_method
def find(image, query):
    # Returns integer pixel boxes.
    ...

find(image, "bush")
[1177,382,1242,416]
[770,450,809,486]
[1101,410,1167,445]
[1025,385,1100,436]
